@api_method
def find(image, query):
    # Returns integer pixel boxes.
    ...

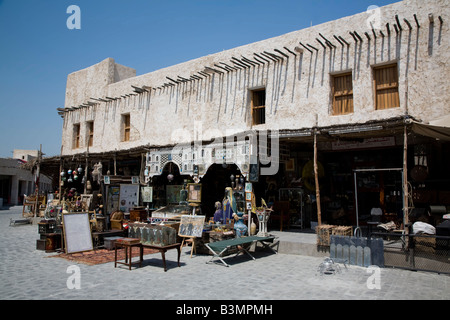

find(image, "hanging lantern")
[68,177,73,183]
[167,162,174,182]
[60,171,65,177]
[68,169,73,175]
[77,166,83,174]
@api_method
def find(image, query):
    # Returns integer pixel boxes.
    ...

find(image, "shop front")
[38,117,450,270]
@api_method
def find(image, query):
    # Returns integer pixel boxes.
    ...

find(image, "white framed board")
[62,212,93,254]
[119,184,139,213]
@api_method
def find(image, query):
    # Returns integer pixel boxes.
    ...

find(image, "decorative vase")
[250,221,257,236]
[233,212,248,238]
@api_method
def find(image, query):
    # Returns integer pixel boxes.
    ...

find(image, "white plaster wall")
[0,158,52,205]
[61,0,450,156]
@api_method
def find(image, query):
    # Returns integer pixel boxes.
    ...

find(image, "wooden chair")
[110,210,124,230]
[22,194,46,217]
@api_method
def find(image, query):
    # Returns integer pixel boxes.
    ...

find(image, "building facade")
[56,0,449,226]
[0,150,52,206]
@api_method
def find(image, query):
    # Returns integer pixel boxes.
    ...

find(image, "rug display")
[48,247,158,266]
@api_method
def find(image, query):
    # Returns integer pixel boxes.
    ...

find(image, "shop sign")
[331,137,395,151]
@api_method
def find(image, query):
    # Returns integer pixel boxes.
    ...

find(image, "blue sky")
[0,0,400,159]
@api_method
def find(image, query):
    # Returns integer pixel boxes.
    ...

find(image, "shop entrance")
[150,161,191,208]
[200,163,242,218]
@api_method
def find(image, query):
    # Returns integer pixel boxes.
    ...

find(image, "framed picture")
[245,182,253,193]
[104,175,110,185]
[285,158,295,171]
[187,183,202,203]
[245,192,252,201]
[178,215,206,238]
[141,186,153,203]
[119,184,139,213]
[131,176,139,184]
[80,194,93,211]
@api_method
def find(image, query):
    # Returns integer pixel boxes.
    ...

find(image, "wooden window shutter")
[374,64,400,110]
[123,114,130,141]
[73,124,80,149]
[332,73,353,115]
[251,89,266,125]
[87,121,94,147]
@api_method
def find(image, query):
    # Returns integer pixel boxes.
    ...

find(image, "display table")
[114,238,182,272]
[114,238,143,270]
[142,243,182,272]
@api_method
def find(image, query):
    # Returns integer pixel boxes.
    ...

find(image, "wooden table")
[114,238,143,270]
[142,243,182,272]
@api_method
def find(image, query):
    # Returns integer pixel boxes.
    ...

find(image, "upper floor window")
[331,73,353,115]
[73,124,80,149]
[251,89,266,125]
[86,121,94,147]
[122,114,130,141]
[373,63,400,110]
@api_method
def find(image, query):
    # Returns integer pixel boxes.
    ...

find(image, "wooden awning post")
[34,144,42,220]
[403,123,409,229]
[59,145,63,205]
[314,129,322,226]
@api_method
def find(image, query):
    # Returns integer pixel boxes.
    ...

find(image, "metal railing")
[371,231,450,274]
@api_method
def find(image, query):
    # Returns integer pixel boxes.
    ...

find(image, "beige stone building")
[55,0,449,227]
[0,150,52,206]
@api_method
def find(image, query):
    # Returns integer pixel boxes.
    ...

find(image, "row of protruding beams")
[58,12,443,116]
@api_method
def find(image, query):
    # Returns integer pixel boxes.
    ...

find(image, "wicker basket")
[415,235,436,253]
[316,225,352,246]
[316,224,335,246]
[332,226,352,237]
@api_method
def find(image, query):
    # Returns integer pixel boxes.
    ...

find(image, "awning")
[411,115,450,141]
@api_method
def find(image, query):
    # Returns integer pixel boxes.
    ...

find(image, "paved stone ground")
[0,206,449,302]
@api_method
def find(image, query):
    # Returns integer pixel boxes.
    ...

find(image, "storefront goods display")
[152,204,190,219]
[128,222,178,247]
[36,233,61,252]
[119,224,182,271]
[130,207,147,222]
[233,212,248,238]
